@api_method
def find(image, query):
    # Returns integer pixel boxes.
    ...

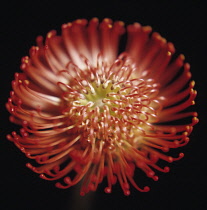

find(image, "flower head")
[6,18,198,195]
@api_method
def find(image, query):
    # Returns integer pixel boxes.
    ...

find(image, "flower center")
[59,54,161,150]
[77,81,119,112]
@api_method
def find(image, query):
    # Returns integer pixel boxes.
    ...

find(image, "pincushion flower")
[6,18,198,196]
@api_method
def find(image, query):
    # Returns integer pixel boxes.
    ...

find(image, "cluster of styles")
[6,18,198,196]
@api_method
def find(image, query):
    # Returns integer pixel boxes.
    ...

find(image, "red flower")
[6,18,198,195]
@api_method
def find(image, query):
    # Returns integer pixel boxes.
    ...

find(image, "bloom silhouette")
[7,18,198,195]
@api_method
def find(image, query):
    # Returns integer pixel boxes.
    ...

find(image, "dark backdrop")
[1,1,206,209]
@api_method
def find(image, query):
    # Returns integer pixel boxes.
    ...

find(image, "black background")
[0,0,206,209]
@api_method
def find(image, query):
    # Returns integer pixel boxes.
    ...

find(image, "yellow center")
[76,81,120,112]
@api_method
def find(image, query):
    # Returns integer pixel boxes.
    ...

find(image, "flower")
[6,18,198,196]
